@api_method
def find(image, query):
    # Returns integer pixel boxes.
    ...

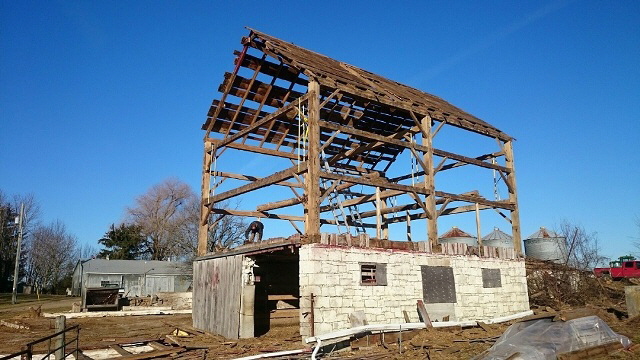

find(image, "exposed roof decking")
[203,28,511,171]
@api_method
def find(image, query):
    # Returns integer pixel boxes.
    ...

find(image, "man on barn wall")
[245,220,263,243]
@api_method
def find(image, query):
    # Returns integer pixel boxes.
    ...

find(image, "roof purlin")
[246,28,512,142]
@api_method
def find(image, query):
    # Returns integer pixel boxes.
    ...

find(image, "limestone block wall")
[298,244,529,337]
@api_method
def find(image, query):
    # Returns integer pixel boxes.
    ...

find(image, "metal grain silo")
[482,227,513,248]
[438,226,478,246]
[524,227,568,264]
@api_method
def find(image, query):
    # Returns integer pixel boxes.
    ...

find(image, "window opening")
[360,263,387,286]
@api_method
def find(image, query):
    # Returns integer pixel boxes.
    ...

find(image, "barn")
[194,29,529,340]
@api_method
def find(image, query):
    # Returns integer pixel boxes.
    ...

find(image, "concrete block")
[364,299,377,308]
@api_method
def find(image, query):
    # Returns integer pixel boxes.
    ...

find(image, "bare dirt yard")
[2,286,640,359]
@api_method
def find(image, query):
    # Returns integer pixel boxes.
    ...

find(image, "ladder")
[320,151,367,235]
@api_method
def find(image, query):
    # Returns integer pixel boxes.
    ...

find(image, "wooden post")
[475,203,483,254]
[198,142,213,256]
[421,116,438,247]
[54,315,66,360]
[381,197,389,239]
[375,187,382,239]
[406,211,412,242]
[504,140,522,254]
[305,81,321,237]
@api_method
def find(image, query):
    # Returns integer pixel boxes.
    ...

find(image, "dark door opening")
[251,250,300,337]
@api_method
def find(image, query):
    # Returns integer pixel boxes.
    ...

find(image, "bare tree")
[0,190,41,291]
[24,220,78,295]
[558,220,606,271]
[127,178,197,260]
[164,195,247,259]
[208,201,247,253]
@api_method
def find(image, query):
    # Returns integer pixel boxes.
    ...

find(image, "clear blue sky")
[1,1,639,260]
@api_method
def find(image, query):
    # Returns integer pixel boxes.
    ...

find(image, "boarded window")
[421,266,456,303]
[482,268,502,288]
[360,263,387,286]
[100,281,119,288]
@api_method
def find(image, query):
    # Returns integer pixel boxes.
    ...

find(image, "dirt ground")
[2,280,640,359]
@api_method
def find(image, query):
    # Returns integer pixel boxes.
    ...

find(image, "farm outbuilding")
[71,259,192,298]
[194,29,528,340]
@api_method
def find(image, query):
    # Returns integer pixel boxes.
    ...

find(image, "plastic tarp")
[474,316,631,360]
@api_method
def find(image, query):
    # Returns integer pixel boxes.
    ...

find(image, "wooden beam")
[421,115,438,247]
[319,120,509,173]
[256,197,303,212]
[206,138,298,160]
[210,208,305,222]
[213,93,310,150]
[319,172,432,196]
[206,163,306,206]
[375,187,382,239]
[435,190,514,210]
[385,204,493,224]
[306,81,321,236]
[212,171,303,189]
[504,140,522,254]
[198,142,213,256]
[406,211,412,242]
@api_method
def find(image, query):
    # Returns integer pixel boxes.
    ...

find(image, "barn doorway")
[250,249,300,336]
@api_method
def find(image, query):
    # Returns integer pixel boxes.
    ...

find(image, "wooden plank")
[115,347,185,360]
[110,344,131,356]
[416,300,432,329]
[147,341,170,351]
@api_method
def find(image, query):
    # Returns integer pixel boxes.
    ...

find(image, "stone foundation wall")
[298,244,529,337]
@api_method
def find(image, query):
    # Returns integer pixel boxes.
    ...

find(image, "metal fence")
[0,324,80,360]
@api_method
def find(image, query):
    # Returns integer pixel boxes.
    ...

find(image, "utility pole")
[12,203,24,305]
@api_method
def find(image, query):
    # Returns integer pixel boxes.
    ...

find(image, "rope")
[492,158,501,200]
[211,151,217,197]
[297,98,309,171]
[410,137,417,186]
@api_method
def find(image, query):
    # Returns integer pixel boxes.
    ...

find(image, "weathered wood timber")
[199,28,523,260]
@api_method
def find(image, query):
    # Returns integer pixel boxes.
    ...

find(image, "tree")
[208,201,247,252]
[127,178,197,260]
[558,220,606,270]
[24,220,77,294]
[0,190,40,292]
[98,223,148,260]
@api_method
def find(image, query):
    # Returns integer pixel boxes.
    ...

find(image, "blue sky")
[1,1,639,260]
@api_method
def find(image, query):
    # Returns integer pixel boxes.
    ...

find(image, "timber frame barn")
[197,28,521,254]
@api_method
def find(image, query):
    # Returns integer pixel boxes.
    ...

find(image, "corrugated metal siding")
[193,255,243,339]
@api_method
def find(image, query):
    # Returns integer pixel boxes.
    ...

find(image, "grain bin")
[482,227,514,248]
[524,227,568,264]
[438,226,478,246]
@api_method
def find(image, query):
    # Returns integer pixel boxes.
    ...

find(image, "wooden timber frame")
[197,28,522,256]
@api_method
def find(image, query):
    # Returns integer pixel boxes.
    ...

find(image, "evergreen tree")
[98,223,149,260]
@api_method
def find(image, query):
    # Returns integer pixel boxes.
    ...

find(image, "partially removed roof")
[246,29,510,141]
[203,29,511,170]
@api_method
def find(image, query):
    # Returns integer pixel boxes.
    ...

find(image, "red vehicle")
[594,256,640,280]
